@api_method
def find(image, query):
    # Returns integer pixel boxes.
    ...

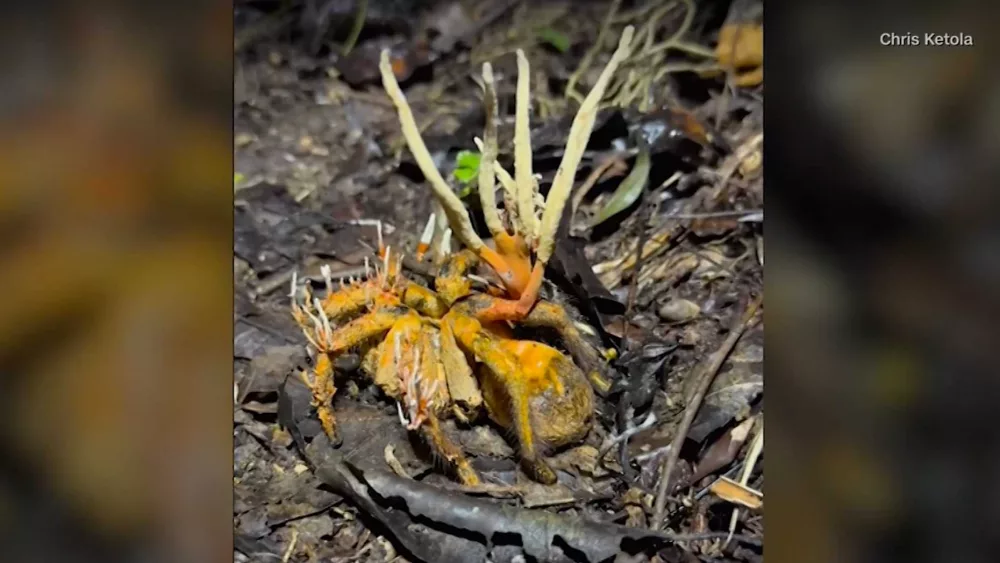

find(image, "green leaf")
[590,148,651,227]
[537,27,570,53]
[452,149,481,185]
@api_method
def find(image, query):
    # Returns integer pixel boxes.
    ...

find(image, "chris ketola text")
[880,32,974,46]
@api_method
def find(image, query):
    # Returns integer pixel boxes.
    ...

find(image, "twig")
[619,195,657,350]
[597,411,657,462]
[660,531,762,547]
[565,0,622,102]
[650,294,762,529]
[341,0,367,56]
[281,528,298,563]
[251,267,300,299]
[663,208,762,220]
[725,420,763,545]
[570,153,628,218]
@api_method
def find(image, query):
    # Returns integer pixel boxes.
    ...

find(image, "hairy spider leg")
[299,308,402,441]
[400,282,449,319]
[444,310,558,484]
[375,315,480,485]
[434,249,478,305]
[518,299,613,396]
[421,414,481,486]
[375,312,422,398]
[416,326,480,485]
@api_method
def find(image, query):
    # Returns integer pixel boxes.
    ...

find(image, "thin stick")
[725,420,763,545]
[565,0,622,101]
[650,294,762,529]
[620,196,655,349]
[281,528,298,563]
[340,0,367,56]
[570,153,627,217]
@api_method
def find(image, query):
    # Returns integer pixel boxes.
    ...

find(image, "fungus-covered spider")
[291,27,634,484]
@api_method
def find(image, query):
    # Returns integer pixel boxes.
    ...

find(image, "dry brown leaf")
[690,417,755,484]
[518,482,577,509]
[593,228,674,288]
[549,445,613,477]
[690,217,741,237]
[638,253,699,288]
[692,247,733,281]
[709,476,763,509]
[714,24,763,87]
[622,488,648,528]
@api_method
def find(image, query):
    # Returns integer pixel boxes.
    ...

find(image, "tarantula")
[290,26,635,485]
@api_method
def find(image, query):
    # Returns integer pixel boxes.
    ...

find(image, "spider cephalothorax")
[291,27,634,484]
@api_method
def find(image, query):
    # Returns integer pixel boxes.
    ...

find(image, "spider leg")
[438,318,481,413]
[294,305,401,443]
[401,282,449,319]
[374,313,422,398]
[521,301,613,396]
[298,353,340,445]
[434,248,479,305]
[415,327,480,486]
[421,415,480,486]
[324,309,400,354]
[445,310,557,484]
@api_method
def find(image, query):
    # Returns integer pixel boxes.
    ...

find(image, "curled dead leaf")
[709,476,763,510]
[692,247,733,281]
[638,253,699,289]
[690,417,756,484]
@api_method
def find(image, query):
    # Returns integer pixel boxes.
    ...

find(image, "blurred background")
[0,1,233,562]
[768,1,1000,562]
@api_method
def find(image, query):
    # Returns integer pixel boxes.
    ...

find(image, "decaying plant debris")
[305,435,760,563]
[235,1,763,562]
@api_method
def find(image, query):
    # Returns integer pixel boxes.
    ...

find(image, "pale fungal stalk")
[380,25,634,271]
[416,213,436,260]
[379,52,486,254]
[537,26,634,263]
[477,63,505,238]
[514,49,541,243]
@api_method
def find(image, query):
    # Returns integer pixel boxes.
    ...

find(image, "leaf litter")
[235,0,763,561]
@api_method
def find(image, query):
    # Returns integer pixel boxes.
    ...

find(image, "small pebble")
[234,132,255,147]
[658,298,701,322]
